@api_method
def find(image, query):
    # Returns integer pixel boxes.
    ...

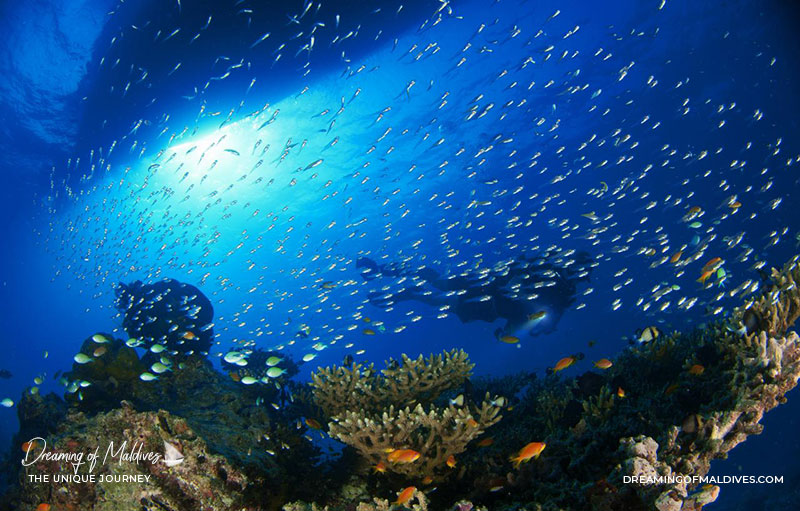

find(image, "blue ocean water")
[0,0,799,508]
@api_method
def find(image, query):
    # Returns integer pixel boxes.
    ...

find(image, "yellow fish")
[498,334,519,344]
[527,310,547,321]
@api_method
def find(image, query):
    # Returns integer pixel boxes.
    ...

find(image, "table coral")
[311,349,503,480]
[310,349,474,416]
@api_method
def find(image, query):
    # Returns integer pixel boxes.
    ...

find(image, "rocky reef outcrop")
[2,346,327,511]
[10,402,253,511]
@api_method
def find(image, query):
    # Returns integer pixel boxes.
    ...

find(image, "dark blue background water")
[1,1,799,507]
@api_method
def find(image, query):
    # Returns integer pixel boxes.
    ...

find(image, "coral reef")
[441,255,800,511]
[64,333,146,409]
[4,349,325,510]
[311,350,503,480]
[283,486,442,511]
[115,278,215,356]
[4,255,800,511]
[9,402,254,511]
[14,391,68,444]
[62,334,311,477]
[611,322,800,509]
[311,350,474,416]
[329,398,501,480]
[616,435,720,511]
[741,260,800,336]
[618,256,800,510]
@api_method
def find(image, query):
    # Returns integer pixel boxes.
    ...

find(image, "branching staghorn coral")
[309,362,383,417]
[380,350,474,406]
[329,398,501,479]
[310,349,503,480]
[311,350,473,416]
[581,385,616,423]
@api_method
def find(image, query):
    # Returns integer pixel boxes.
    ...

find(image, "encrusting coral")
[310,349,503,480]
[612,256,800,511]
[616,258,800,511]
[739,258,800,336]
[283,487,464,511]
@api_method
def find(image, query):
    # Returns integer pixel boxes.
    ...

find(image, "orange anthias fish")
[670,250,683,263]
[510,442,546,468]
[182,331,196,340]
[528,310,547,321]
[476,437,494,447]
[552,356,576,373]
[702,257,723,271]
[498,334,520,344]
[683,206,702,222]
[363,328,376,335]
[594,358,613,370]
[616,387,625,398]
[229,372,241,382]
[305,418,322,430]
[699,257,725,283]
[395,486,416,505]
[388,449,421,464]
[697,269,715,284]
[688,364,705,375]
[446,455,457,468]
[36,505,51,511]
[373,461,387,473]
[22,439,42,453]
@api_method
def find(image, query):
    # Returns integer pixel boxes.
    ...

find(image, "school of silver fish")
[32,0,798,389]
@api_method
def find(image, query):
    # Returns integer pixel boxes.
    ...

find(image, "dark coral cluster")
[115,278,215,356]
[9,403,254,511]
